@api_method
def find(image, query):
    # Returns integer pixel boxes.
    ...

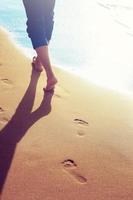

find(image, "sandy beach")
[0,28,133,200]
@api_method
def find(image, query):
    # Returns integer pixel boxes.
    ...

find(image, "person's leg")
[36,46,57,91]
[23,0,57,90]
[22,0,44,71]
[32,56,43,72]
[35,0,57,90]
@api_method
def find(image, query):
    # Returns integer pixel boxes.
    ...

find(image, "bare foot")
[44,77,58,92]
[32,56,43,72]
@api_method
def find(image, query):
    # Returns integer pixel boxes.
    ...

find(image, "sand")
[0,28,133,200]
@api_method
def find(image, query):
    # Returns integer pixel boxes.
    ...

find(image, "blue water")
[0,0,89,68]
[0,0,133,95]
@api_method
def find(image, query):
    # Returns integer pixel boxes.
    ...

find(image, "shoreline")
[0,26,35,58]
[1,26,133,200]
[0,26,133,97]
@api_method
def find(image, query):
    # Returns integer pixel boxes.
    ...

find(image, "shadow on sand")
[0,69,54,195]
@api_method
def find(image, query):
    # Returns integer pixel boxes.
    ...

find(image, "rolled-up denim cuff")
[23,0,55,49]
[26,19,48,49]
[31,36,48,49]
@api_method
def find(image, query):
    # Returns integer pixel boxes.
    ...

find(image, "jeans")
[22,0,55,49]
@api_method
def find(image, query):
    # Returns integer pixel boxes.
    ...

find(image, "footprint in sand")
[0,78,13,89]
[74,119,89,126]
[0,78,13,84]
[77,129,86,137]
[0,108,10,125]
[0,116,10,125]
[74,118,89,137]
[0,107,4,113]
[54,85,70,99]
[61,159,87,184]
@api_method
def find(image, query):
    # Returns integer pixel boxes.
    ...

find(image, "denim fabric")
[23,0,55,49]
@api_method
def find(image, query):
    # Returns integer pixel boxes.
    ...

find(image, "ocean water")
[0,0,133,95]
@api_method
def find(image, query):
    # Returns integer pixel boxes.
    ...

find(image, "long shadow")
[0,69,54,195]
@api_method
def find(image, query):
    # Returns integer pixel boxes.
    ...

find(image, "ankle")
[46,72,55,80]
[36,57,42,65]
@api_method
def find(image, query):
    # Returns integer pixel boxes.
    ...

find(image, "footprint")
[0,117,10,124]
[70,171,88,184]
[0,107,4,113]
[62,159,77,168]
[0,108,9,125]
[74,118,89,137]
[0,78,13,90]
[74,119,88,126]
[0,78,13,85]
[0,112,10,125]
[77,130,86,137]
[61,159,87,184]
